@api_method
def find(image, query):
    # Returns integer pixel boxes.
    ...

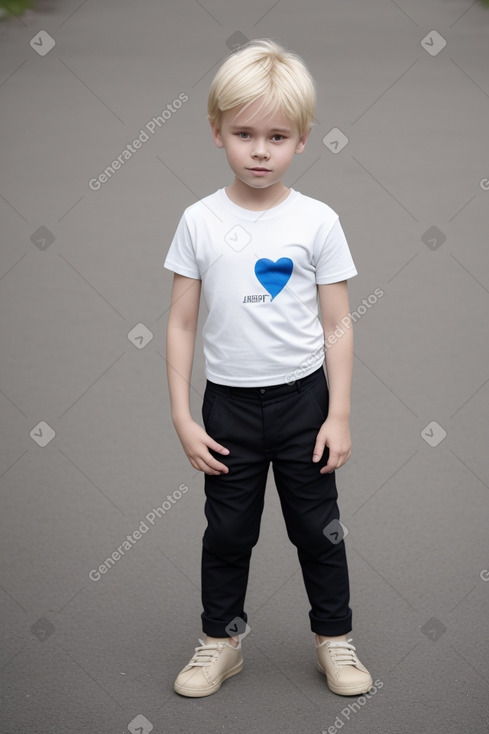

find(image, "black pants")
[200,366,352,637]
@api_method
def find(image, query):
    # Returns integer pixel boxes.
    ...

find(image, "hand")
[312,416,351,474]
[174,418,230,475]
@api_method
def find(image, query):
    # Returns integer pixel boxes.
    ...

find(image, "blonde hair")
[208,39,317,138]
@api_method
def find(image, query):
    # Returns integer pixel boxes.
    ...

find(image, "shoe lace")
[328,638,358,666]
[187,639,222,668]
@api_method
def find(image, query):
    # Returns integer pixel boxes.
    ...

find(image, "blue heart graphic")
[254,258,293,300]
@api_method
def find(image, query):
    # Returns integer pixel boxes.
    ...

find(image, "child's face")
[211,98,309,192]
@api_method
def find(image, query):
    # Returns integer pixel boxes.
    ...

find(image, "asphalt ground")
[1,1,489,732]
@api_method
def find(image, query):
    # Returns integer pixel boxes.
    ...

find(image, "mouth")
[248,167,271,173]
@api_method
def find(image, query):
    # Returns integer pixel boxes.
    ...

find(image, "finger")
[320,449,340,474]
[320,449,351,473]
[206,437,230,455]
[320,463,335,474]
[208,458,229,474]
[188,453,227,475]
[320,454,350,473]
[312,438,326,463]
[203,466,223,476]
[201,452,229,474]
[191,461,218,475]
[193,460,222,476]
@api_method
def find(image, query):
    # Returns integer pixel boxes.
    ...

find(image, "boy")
[164,38,373,698]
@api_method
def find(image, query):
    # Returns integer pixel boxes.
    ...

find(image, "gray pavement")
[1,1,489,732]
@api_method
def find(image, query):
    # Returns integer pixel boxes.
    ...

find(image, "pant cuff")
[309,609,352,636]
[201,611,248,638]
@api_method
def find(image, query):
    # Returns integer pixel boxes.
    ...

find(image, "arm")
[313,280,353,474]
[166,273,229,474]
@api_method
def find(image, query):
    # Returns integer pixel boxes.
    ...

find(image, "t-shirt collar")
[218,187,298,220]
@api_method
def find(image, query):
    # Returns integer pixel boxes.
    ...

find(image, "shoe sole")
[316,661,373,696]
[174,660,243,698]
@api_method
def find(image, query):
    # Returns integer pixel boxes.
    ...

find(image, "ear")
[210,121,224,149]
[295,129,311,154]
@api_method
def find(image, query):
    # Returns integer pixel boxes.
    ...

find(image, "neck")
[225,179,290,211]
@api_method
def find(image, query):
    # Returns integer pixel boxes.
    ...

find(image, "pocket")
[304,376,329,423]
[201,387,221,430]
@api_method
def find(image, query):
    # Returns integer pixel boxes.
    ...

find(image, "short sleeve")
[315,218,358,284]
[164,212,201,279]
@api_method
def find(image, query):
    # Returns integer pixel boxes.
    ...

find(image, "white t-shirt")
[164,187,357,387]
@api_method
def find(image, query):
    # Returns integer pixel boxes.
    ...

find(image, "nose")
[251,138,270,160]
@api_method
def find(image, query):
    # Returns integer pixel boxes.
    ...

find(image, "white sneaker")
[316,638,373,696]
[174,639,243,697]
